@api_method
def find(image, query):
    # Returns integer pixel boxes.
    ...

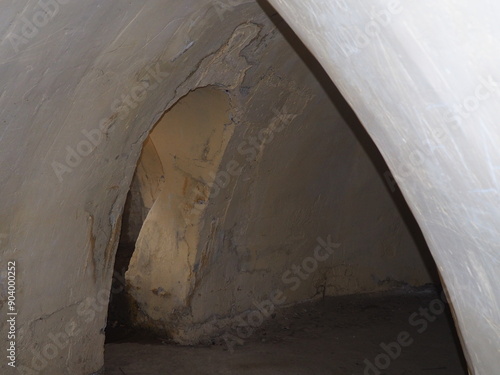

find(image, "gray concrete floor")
[105,287,468,375]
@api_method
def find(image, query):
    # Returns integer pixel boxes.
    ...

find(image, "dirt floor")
[105,286,468,375]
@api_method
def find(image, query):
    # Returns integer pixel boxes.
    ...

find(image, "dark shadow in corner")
[256,0,439,284]
[105,190,144,343]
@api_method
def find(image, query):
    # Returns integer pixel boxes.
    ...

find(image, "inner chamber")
[105,6,467,374]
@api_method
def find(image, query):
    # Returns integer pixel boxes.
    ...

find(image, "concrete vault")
[0,0,499,374]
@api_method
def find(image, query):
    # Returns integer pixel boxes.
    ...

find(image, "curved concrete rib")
[267,0,500,373]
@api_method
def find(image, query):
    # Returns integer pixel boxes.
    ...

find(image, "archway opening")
[106,86,233,342]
